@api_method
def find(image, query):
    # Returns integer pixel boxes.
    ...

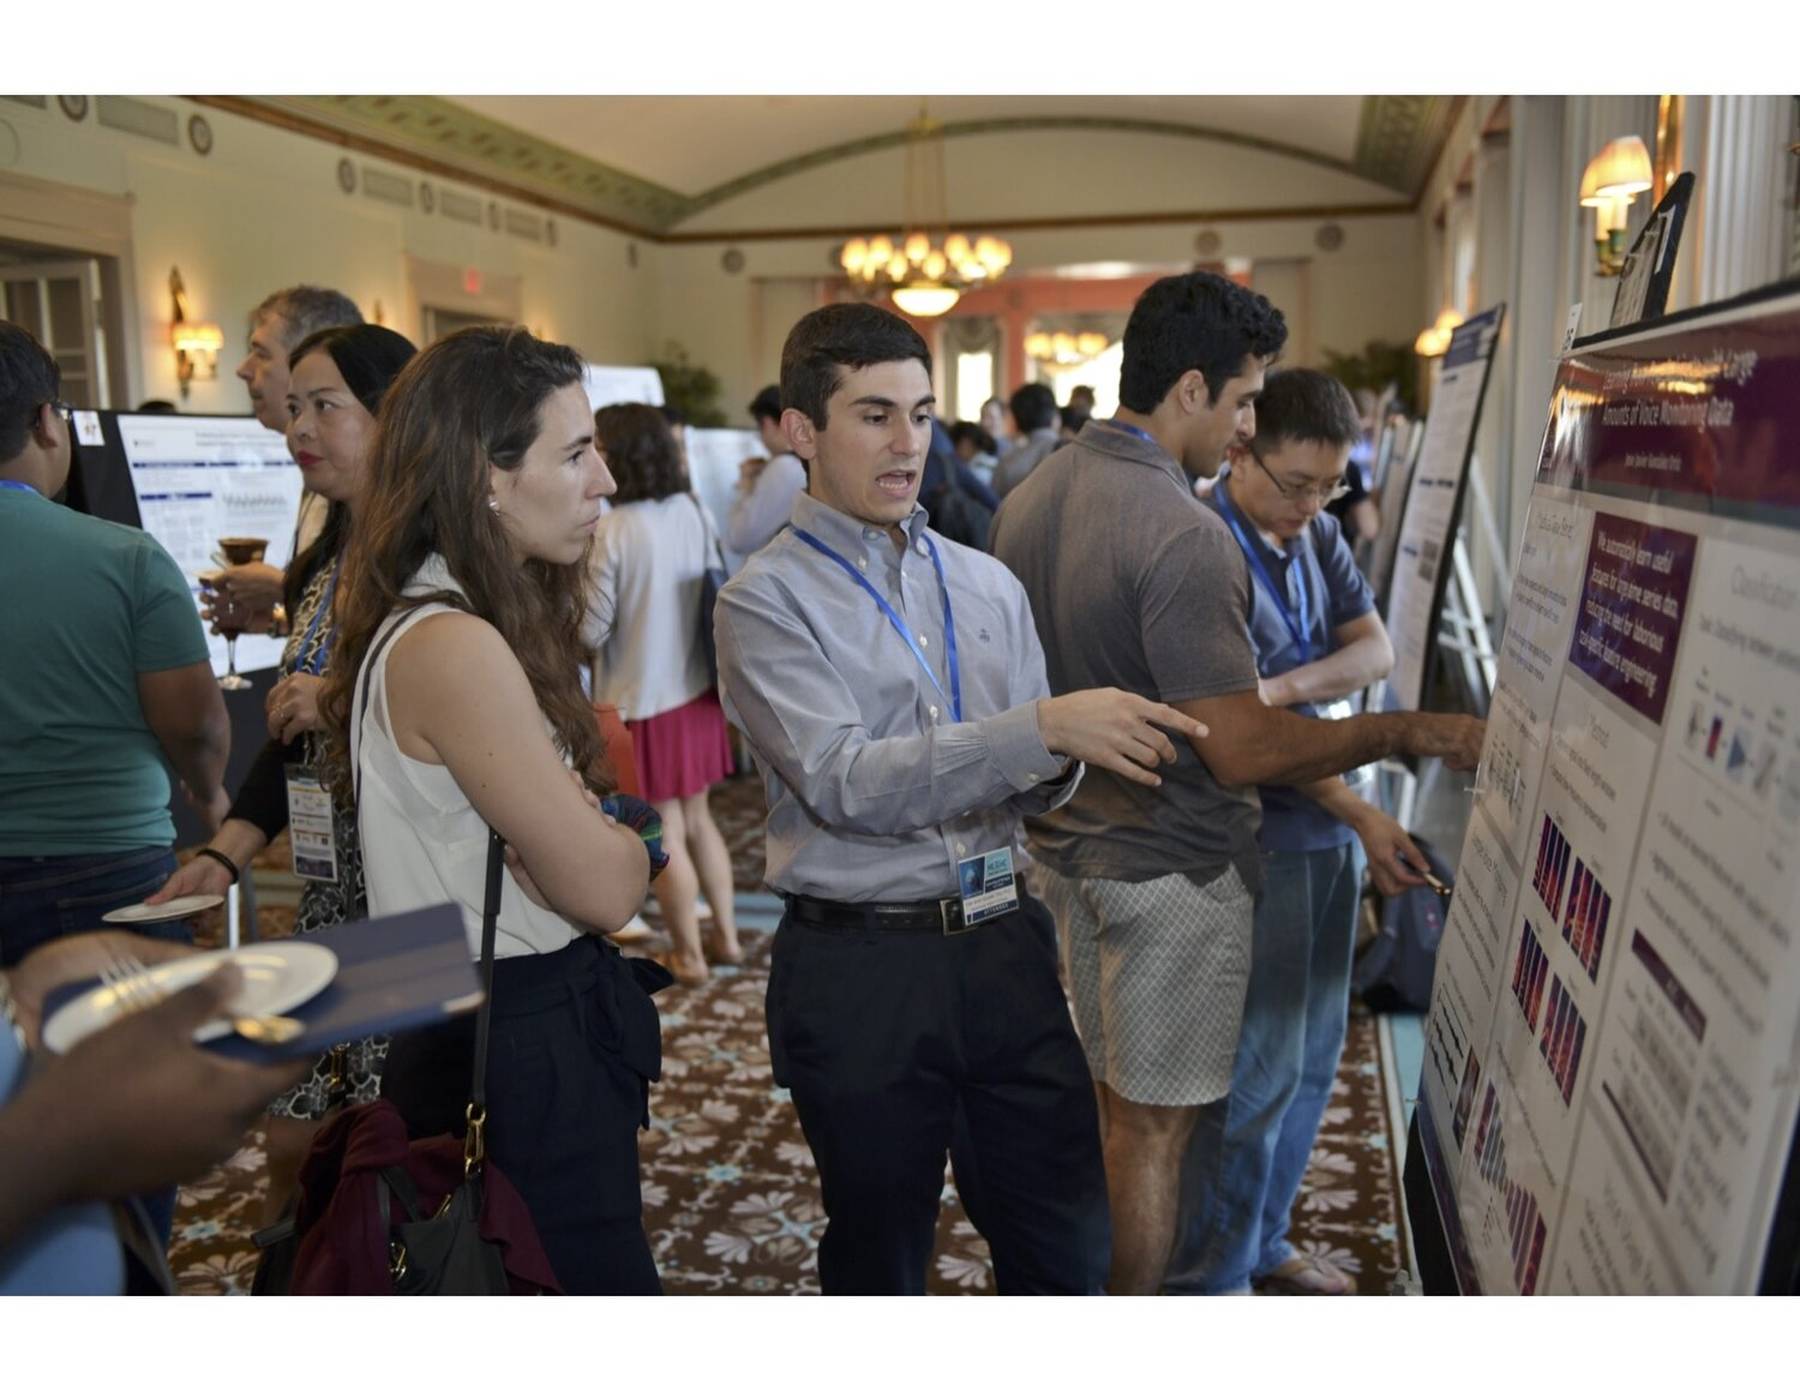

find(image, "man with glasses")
[991,273,1483,1294]
[0,322,228,970]
[1164,368,1422,1295]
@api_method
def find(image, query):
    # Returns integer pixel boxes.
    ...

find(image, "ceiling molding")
[662,202,1412,246]
[1353,95,1463,198]
[682,116,1392,220]
[200,95,688,233]
[191,96,1432,243]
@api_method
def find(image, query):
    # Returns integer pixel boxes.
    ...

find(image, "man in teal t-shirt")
[0,323,230,967]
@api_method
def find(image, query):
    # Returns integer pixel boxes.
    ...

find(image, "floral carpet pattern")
[167,778,1408,1295]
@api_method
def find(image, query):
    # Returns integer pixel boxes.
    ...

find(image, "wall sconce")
[1413,307,1465,358]
[168,267,224,398]
[1579,136,1654,276]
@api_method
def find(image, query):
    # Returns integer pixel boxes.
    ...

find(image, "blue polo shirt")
[1206,471,1376,852]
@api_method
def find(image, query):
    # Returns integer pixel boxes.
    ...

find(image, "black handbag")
[377,828,510,1295]
[689,492,728,685]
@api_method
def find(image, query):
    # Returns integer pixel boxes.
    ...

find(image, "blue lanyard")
[0,480,39,496]
[295,560,341,676]
[1106,419,1159,449]
[1215,481,1312,664]
[793,527,963,722]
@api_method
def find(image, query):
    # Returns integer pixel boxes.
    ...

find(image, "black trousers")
[767,892,1110,1294]
[381,935,664,1295]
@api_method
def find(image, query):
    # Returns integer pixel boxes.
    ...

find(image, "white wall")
[655,215,1426,417]
[0,97,651,410]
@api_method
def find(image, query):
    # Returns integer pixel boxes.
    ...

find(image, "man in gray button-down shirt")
[715,303,1208,1294]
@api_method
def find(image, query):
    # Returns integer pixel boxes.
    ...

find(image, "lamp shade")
[1580,136,1653,206]
[171,321,224,353]
[890,282,960,317]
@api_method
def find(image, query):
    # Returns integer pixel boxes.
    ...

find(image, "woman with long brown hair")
[322,325,665,1294]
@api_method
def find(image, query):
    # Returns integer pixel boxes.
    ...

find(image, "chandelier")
[1026,330,1111,366]
[839,109,1012,317]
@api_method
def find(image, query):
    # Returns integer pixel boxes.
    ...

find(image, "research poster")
[118,413,301,679]
[1417,284,1800,1293]
[1386,306,1505,710]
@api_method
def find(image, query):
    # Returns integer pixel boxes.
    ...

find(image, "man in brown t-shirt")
[992,271,1484,1294]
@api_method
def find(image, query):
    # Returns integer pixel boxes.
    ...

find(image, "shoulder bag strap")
[688,491,725,569]
[470,828,502,1117]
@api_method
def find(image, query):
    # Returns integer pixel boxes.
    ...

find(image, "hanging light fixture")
[1413,307,1465,359]
[839,107,1012,317]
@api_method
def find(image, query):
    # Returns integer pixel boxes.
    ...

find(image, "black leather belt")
[786,892,975,935]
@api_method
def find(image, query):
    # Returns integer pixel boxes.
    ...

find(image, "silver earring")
[487,495,500,513]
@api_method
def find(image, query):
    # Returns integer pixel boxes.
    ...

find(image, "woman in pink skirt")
[585,404,740,985]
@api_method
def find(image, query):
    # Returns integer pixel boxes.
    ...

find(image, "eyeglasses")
[1246,444,1352,505]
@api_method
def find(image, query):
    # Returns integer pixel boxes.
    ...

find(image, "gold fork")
[98,954,304,1045]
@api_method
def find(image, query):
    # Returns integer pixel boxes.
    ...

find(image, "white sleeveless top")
[351,554,580,960]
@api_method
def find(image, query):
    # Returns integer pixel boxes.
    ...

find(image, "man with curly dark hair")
[992,272,1483,1293]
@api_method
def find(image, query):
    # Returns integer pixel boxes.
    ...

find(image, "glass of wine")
[207,536,269,691]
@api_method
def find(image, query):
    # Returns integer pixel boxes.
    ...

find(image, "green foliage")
[1321,340,1419,417]
[646,342,729,427]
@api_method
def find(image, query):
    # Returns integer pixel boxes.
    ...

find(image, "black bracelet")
[196,846,241,885]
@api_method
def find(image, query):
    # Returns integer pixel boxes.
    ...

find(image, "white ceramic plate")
[101,893,225,924]
[41,940,338,1054]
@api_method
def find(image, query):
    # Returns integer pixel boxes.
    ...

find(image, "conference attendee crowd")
[0,269,1482,1295]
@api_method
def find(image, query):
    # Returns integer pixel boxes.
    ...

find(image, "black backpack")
[1352,835,1454,1012]
[924,460,993,551]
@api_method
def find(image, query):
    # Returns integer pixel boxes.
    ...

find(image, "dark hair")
[780,304,931,428]
[250,285,363,348]
[282,323,419,617]
[1009,381,1058,434]
[134,398,179,415]
[1068,384,1097,408]
[0,323,60,463]
[321,326,607,801]
[1119,271,1288,412]
[1249,369,1362,453]
[949,421,996,455]
[747,385,782,424]
[596,402,689,503]
[1060,405,1091,434]
[657,403,687,429]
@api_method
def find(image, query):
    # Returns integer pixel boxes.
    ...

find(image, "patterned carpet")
[165,776,1408,1295]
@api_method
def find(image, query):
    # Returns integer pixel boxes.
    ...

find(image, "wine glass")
[206,536,268,691]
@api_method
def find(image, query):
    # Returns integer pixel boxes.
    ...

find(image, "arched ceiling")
[223,95,1459,238]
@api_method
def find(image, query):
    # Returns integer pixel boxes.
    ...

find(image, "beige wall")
[656,215,1426,418]
[0,97,651,410]
[0,97,1425,434]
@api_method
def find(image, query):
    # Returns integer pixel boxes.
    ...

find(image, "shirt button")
[857,556,868,570]
[929,705,939,719]
[1027,773,1040,783]
[956,841,968,856]
[918,634,929,647]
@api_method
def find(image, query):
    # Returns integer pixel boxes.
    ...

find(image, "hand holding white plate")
[42,940,337,1054]
[101,893,225,925]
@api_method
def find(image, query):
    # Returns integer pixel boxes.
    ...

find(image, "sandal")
[1257,1252,1354,1295]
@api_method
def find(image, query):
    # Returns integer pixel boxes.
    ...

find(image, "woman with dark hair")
[322,326,664,1294]
[146,322,417,1219]
[586,403,740,985]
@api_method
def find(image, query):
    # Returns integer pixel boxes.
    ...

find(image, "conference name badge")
[957,846,1019,926]
[285,769,339,882]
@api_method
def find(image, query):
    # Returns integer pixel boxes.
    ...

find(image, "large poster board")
[114,413,301,679]
[1386,307,1506,710]
[682,427,760,569]
[1414,281,1800,1293]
